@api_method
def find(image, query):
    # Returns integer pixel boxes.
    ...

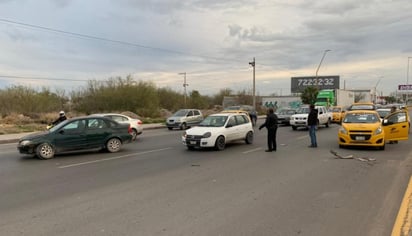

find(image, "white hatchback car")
[91,113,143,141]
[182,113,254,151]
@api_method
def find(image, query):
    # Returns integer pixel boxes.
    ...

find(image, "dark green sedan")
[17,116,133,160]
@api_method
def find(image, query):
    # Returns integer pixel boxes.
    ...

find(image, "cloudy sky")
[0,0,411,96]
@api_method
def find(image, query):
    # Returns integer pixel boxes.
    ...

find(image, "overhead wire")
[0,18,248,64]
[0,18,278,86]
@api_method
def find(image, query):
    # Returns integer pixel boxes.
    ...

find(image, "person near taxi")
[52,111,67,126]
[307,104,318,148]
[259,107,278,152]
[389,106,398,144]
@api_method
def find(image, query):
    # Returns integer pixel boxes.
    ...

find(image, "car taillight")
[137,120,142,125]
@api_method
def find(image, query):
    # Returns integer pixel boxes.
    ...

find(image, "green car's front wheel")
[36,143,55,160]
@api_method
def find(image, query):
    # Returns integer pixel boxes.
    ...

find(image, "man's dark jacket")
[307,108,318,126]
[52,116,67,125]
[259,113,278,130]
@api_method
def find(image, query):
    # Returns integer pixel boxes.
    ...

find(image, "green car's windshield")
[48,120,69,132]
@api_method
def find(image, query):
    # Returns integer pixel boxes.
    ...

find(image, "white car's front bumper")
[182,135,216,148]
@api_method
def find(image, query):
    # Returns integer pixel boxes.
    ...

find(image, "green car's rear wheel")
[106,138,122,153]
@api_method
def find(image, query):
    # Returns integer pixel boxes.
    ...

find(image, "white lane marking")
[1,150,18,154]
[242,147,262,154]
[58,147,172,169]
[0,143,18,147]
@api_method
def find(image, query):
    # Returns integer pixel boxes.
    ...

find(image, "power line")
[0,18,247,64]
[0,75,87,82]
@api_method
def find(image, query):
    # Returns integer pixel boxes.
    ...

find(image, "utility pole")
[179,72,188,107]
[249,57,256,111]
[406,57,411,103]
[407,57,412,85]
[374,77,382,104]
[315,50,331,89]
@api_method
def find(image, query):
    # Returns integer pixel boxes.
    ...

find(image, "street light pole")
[315,49,331,88]
[407,57,412,85]
[249,57,256,111]
[406,57,412,103]
[374,77,382,104]
[179,72,188,107]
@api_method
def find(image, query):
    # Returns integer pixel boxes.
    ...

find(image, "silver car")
[276,108,297,126]
[166,109,203,130]
[91,113,143,140]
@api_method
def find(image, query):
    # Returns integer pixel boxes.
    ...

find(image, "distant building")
[348,89,373,103]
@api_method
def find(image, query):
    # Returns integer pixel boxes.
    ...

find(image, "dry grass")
[0,123,46,135]
[0,112,83,134]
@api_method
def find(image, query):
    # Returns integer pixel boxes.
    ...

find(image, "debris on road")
[330,150,376,163]
[330,150,353,159]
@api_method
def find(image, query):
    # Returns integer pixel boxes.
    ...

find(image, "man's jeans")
[308,125,317,147]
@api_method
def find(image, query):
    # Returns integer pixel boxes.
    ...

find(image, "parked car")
[166,109,203,130]
[91,113,143,140]
[223,105,257,126]
[346,102,376,111]
[386,103,407,110]
[289,105,331,130]
[330,106,346,124]
[17,116,133,159]
[376,108,391,120]
[276,108,296,126]
[182,112,254,151]
[338,110,409,150]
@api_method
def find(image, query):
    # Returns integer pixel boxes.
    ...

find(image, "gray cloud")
[0,0,411,95]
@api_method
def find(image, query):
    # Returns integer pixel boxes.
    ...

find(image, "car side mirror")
[226,124,233,128]
[382,119,391,126]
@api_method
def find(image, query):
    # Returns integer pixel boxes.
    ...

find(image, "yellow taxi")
[330,106,345,123]
[338,110,409,150]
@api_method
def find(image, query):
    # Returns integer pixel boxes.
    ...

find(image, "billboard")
[261,96,302,109]
[291,75,340,93]
[398,84,412,91]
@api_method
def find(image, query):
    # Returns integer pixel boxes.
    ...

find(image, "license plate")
[355,136,365,141]
[190,141,196,144]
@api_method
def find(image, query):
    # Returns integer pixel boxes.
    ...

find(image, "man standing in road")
[307,104,318,148]
[389,106,398,144]
[259,107,278,152]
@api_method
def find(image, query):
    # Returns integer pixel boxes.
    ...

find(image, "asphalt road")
[1,121,411,236]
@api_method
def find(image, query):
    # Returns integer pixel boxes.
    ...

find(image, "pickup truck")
[289,105,332,130]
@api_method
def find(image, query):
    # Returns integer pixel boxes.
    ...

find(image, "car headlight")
[182,132,187,138]
[203,132,211,138]
[375,127,382,135]
[339,127,348,135]
[20,140,32,146]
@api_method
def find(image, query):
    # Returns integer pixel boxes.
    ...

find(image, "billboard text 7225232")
[291,76,340,93]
